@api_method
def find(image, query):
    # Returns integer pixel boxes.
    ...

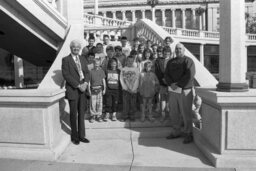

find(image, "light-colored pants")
[168,88,193,134]
[90,91,103,116]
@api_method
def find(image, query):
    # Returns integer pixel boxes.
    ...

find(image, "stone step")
[85,118,172,129]
[85,120,173,140]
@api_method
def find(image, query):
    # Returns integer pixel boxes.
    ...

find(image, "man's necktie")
[75,56,84,81]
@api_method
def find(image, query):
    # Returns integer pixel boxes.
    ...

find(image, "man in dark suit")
[62,40,90,145]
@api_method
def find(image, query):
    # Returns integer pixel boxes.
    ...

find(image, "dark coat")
[62,54,90,100]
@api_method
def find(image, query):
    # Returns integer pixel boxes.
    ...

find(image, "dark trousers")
[68,93,86,141]
[122,90,137,118]
[105,90,119,113]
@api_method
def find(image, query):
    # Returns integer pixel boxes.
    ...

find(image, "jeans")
[122,90,137,118]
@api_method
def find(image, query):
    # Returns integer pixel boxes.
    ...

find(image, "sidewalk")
[0,138,237,171]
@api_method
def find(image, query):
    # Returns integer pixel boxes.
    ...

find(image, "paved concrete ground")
[0,138,239,171]
[0,119,254,171]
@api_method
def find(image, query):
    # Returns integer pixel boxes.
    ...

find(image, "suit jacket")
[62,54,90,100]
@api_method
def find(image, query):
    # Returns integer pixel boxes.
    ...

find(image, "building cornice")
[84,0,220,8]
[84,0,254,9]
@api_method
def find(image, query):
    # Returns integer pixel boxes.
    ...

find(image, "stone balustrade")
[162,26,256,45]
[84,25,133,43]
[84,13,132,27]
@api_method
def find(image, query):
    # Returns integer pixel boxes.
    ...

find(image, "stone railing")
[162,26,256,44]
[84,25,133,43]
[135,19,218,87]
[84,13,132,27]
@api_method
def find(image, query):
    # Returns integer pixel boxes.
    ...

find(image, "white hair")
[70,39,82,48]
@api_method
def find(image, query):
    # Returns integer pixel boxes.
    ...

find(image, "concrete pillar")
[217,0,248,92]
[122,10,126,20]
[207,7,214,31]
[152,7,156,23]
[141,9,145,19]
[182,8,186,29]
[161,9,166,26]
[102,11,106,18]
[14,56,24,88]
[202,10,206,30]
[200,43,205,66]
[199,15,202,30]
[112,11,116,19]
[132,10,136,23]
[94,0,98,15]
[192,8,196,29]
[172,8,176,28]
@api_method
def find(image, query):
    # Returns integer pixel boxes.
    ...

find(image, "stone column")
[192,8,196,29]
[112,11,116,19]
[200,43,205,66]
[217,0,248,91]
[132,10,136,23]
[14,56,24,88]
[102,11,106,18]
[122,10,126,20]
[161,9,166,26]
[152,7,156,23]
[172,8,176,28]
[202,10,206,30]
[94,0,98,15]
[182,8,186,29]
[141,9,145,19]
[199,14,202,30]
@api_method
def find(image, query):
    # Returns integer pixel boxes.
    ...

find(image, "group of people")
[62,35,202,145]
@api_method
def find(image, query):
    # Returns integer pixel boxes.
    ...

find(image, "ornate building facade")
[84,0,256,32]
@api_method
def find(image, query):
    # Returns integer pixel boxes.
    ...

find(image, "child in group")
[139,61,160,122]
[140,48,153,72]
[121,36,131,57]
[114,45,126,67]
[86,52,95,71]
[137,43,145,62]
[151,44,158,60]
[155,46,172,122]
[104,58,121,121]
[88,58,106,123]
[82,36,96,58]
[132,37,140,52]
[94,43,105,65]
[120,56,140,121]
[146,40,153,52]
[101,46,122,73]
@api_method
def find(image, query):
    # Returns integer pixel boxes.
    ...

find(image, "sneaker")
[111,112,117,121]
[89,116,95,123]
[103,113,109,122]
[183,133,193,144]
[96,116,103,122]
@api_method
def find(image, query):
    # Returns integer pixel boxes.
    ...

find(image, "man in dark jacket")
[165,43,196,144]
[62,40,90,145]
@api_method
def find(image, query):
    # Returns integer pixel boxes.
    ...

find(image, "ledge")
[196,87,256,105]
[0,89,65,104]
